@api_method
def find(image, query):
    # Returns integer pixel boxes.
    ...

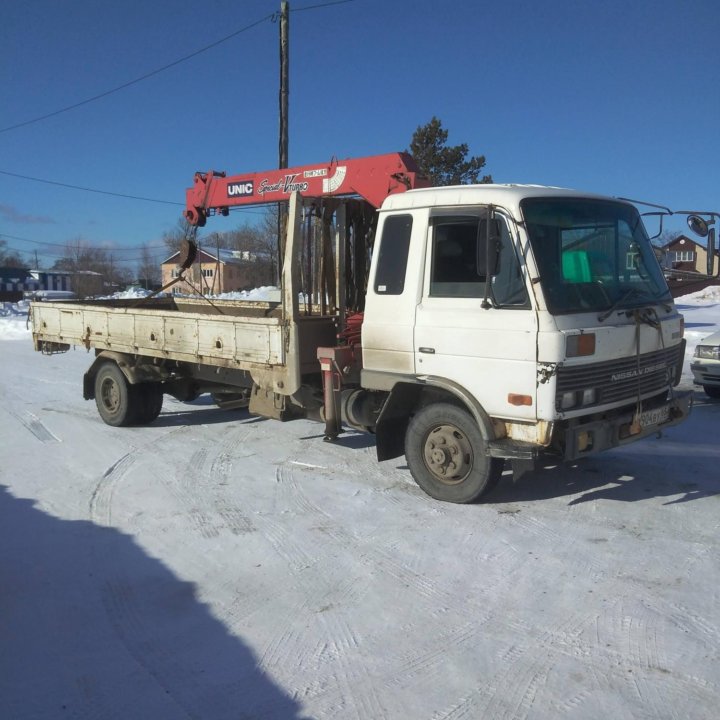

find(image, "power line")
[292,0,355,12]
[1,0,356,135]
[0,14,274,134]
[1,233,172,262]
[0,169,271,214]
[0,170,184,206]
[0,232,167,251]
[2,244,169,264]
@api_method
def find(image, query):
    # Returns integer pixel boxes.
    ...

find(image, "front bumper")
[557,390,692,461]
[690,361,720,388]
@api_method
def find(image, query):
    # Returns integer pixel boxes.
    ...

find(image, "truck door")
[413,208,538,420]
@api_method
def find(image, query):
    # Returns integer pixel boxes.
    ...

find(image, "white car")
[691,330,720,398]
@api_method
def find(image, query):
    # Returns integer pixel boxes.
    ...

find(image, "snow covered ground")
[1,291,719,719]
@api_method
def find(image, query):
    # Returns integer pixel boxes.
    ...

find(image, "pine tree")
[408,117,491,186]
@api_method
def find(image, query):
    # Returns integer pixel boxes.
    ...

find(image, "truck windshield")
[521,197,670,315]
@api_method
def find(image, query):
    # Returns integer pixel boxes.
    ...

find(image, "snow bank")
[213,286,281,302]
[0,302,31,340]
[675,284,720,305]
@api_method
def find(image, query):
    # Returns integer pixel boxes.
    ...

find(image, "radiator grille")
[555,344,682,409]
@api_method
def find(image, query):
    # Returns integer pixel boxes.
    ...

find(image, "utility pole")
[277,1,290,276]
[279,1,289,172]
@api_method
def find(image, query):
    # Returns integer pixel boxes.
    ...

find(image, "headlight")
[560,391,577,409]
[559,388,597,410]
[694,345,720,360]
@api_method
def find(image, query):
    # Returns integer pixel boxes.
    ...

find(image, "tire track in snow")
[569,595,712,720]
[273,460,545,708]
[89,453,135,526]
[98,578,201,719]
[88,425,190,526]
[4,406,61,443]
[281,464,460,608]
[433,611,601,720]
[86,427,210,718]
[592,601,677,719]
[0,381,63,442]
[253,463,386,716]
[389,621,483,687]
[172,448,220,539]
[264,462,541,715]
[321,612,385,720]
[163,424,257,538]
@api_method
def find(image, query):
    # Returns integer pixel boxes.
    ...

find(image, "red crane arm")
[184,151,428,226]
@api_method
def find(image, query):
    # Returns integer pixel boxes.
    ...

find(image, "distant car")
[691,330,720,398]
[26,290,77,301]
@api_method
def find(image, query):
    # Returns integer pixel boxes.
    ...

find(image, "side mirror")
[688,215,709,238]
[708,228,717,277]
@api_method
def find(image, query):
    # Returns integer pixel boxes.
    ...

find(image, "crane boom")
[184,151,428,226]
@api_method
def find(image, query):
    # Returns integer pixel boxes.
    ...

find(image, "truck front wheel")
[405,403,503,503]
[94,362,141,427]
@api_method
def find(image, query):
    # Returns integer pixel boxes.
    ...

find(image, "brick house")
[661,235,719,275]
[161,248,267,296]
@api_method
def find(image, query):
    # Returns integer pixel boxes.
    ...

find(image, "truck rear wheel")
[405,403,503,503]
[134,384,164,424]
[94,362,141,427]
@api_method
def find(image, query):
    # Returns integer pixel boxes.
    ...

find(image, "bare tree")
[137,243,160,289]
[0,239,26,268]
[225,218,278,287]
[51,237,108,297]
[162,215,197,255]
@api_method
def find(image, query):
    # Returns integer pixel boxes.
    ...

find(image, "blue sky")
[2,0,719,271]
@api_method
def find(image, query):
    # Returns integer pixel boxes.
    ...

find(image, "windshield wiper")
[598,286,674,322]
[597,287,645,322]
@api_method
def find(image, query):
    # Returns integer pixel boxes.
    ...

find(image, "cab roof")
[381,184,631,213]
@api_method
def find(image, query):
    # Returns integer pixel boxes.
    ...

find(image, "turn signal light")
[508,393,532,406]
[566,333,596,357]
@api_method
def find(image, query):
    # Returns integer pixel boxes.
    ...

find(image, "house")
[1,268,106,302]
[660,235,720,276]
[161,248,271,295]
[0,267,39,302]
[30,270,73,293]
[27,269,103,299]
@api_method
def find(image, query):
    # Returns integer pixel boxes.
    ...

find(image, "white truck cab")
[360,185,689,500]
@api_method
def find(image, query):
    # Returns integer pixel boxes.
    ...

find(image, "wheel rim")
[100,376,121,414]
[422,423,474,484]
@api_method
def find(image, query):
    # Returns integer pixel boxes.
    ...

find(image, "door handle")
[418,347,435,354]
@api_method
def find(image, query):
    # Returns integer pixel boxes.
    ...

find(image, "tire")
[404,402,503,503]
[134,383,164,424]
[94,362,141,427]
[703,384,720,399]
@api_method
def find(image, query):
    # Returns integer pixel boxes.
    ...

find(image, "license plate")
[639,405,670,428]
